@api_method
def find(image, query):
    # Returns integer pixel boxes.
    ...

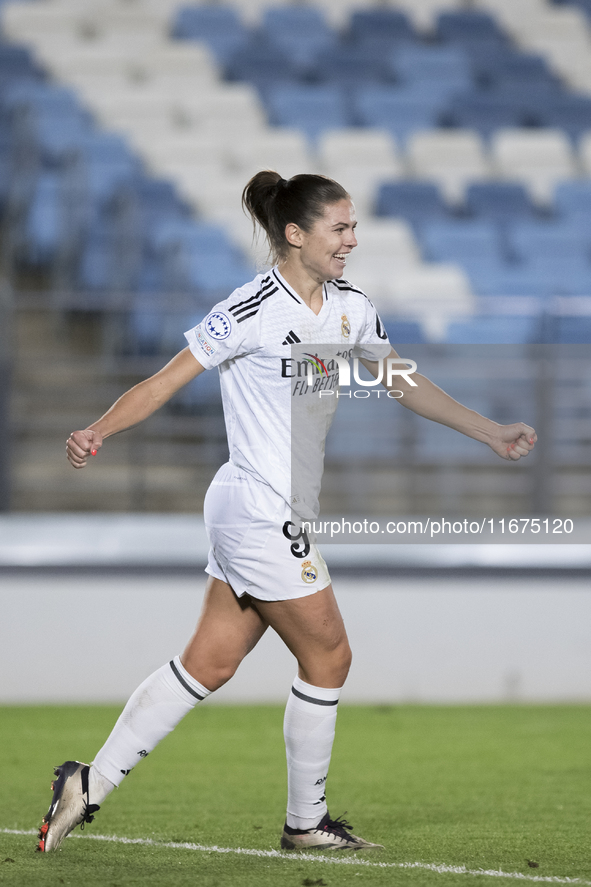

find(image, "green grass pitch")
[0,704,590,887]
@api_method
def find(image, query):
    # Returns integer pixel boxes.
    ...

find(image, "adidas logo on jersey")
[282,330,301,345]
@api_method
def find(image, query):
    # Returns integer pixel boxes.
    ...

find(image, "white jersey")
[184,266,390,519]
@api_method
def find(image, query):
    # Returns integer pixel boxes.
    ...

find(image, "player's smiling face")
[297,199,358,283]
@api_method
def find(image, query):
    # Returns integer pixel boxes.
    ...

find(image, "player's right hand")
[66,429,103,469]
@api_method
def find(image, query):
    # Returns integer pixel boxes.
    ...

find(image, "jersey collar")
[272,267,329,309]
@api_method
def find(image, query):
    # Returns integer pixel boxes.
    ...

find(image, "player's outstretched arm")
[66,348,205,469]
[362,348,536,462]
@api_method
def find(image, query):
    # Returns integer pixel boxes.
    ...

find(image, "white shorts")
[203,462,331,602]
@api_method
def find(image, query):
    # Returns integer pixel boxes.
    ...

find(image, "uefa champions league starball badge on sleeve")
[204,311,232,340]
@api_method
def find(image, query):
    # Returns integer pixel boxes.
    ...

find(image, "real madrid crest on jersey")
[341,314,351,338]
[301,560,318,584]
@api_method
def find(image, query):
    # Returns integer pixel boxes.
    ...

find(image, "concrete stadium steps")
[9,307,227,511]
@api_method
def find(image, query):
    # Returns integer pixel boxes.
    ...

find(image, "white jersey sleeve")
[349,287,391,360]
[184,294,251,370]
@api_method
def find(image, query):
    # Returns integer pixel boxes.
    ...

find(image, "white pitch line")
[2,827,590,886]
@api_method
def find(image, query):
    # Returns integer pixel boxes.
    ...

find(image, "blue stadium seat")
[266,84,350,140]
[504,221,591,293]
[187,254,254,294]
[224,43,302,91]
[78,228,113,291]
[420,219,506,264]
[382,319,426,343]
[352,85,441,142]
[464,183,539,223]
[491,57,562,92]
[440,92,527,136]
[35,113,94,164]
[347,9,417,44]
[130,177,189,226]
[2,82,95,163]
[76,135,143,205]
[552,0,591,21]
[172,367,223,413]
[147,217,251,294]
[446,315,537,343]
[148,218,239,255]
[389,44,472,88]
[466,267,554,298]
[258,7,335,67]
[78,132,137,165]
[435,11,508,44]
[0,43,44,83]
[375,182,451,228]
[23,172,62,264]
[539,96,591,141]
[554,181,591,218]
[310,45,393,85]
[507,221,591,263]
[172,6,248,64]
[84,160,141,206]
[468,45,559,90]
[490,82,564,121]
[3,81,83,114]
[552,315,591,342]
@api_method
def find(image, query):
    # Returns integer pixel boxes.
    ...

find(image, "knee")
[300,638,352,688]
[336,640,352,684]
[183,657,240,693]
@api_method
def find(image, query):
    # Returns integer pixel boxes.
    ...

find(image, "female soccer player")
[38,171,536,853]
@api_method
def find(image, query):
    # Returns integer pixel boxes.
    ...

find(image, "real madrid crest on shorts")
[341,314,351,338]
[301,560,318,584]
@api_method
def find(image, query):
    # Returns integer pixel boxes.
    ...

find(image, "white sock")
[91,656,211,789]
[88,766,115,806]
[284,676,341,830]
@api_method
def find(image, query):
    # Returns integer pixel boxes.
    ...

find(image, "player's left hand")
[488,423,537,461]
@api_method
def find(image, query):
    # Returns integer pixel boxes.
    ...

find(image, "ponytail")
[242,170,349,264]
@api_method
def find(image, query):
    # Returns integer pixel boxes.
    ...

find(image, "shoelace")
[321,814,354,837]
[80,804,100,830]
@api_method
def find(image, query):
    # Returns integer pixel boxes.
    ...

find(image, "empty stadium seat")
[382,264,475,313]
[310,44,394,85]
[552,315,591,342]
[435,10,508,43]
[318,128,399,168]
[491,128,577,204]
[381,318,426,343]
[508,220,591,262]
[224,43,302,92]
[375,181,453,228]
[352,85,441,143]
[347,9,417,44]
[539,95,591,141]
[464,182,539,222]
[446,315,538,343]
[229,130,313,179]
[406,130,491,204]
[172,6,248,64]
[390,44,472,88]
[554,180,591,218]
[319,130,405,216]
[441,93,528,137]
[420,219,506,265]
[265,84,350,141]
[258,6,336,66]
[351,218,422,264]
